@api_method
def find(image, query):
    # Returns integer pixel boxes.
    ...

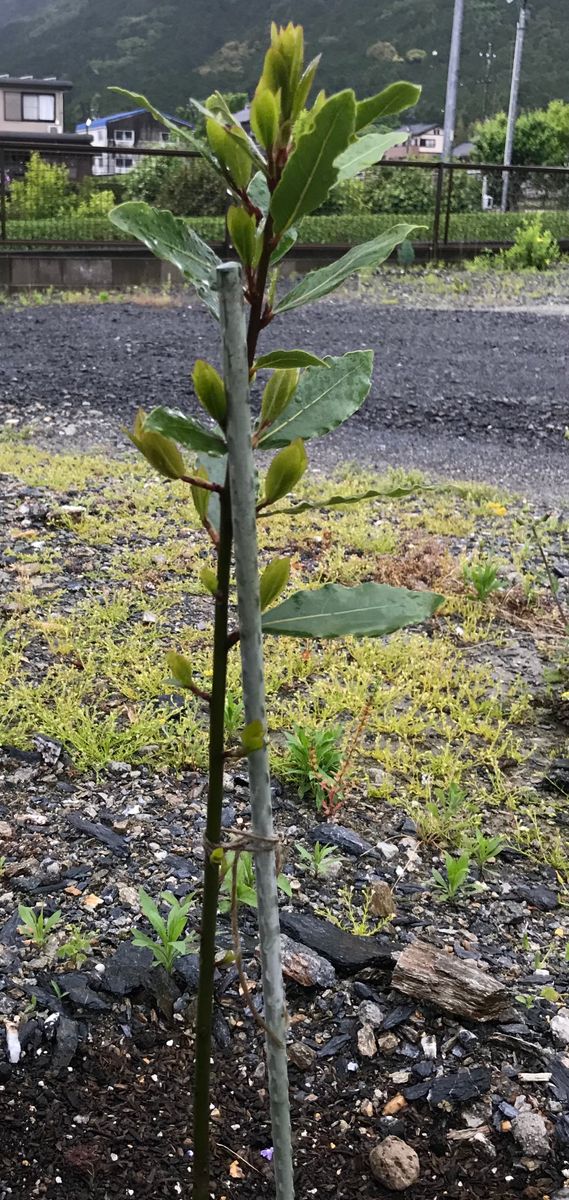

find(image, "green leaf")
[197,451,226,532]
[132,930,160,952]
[145,407,227,455]
[268,483,421,516]
[258,351,373,448]
[259,557,290,611]
[255,350,328,371]
[138,889,166,938]
[261,582,444,638]
[241,719,265,752]
[166,650,194,689]
[191,96,267,174]
[274,227,415,315]
[270,90,356,234]
[109,86,221,172]
[108,203,221,319]
[270,227,298,266]
[277,874,293,898]
[248,171,271,215]
[334,131,408,183]
[355,82,422,131]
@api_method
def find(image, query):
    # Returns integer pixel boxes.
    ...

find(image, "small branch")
[180,474,223,494]
[187,681,212,704]
[203,517,220,547]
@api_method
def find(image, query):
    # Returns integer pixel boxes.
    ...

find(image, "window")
[419,137,436,148]
[22,93,56,121]
[4,92,22,121]
[115,155,134,170]
[114,129,134,143]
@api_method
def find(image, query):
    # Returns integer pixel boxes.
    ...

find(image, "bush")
[76,190,115,218]
[124,153,228,215]
[502,215,561,270]
[362,164,482,215]
[8,153,74,219]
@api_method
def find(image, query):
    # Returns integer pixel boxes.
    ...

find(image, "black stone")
[382,1004,415,1030]
[309,824,375,858]
[51,1017,79,1072]
[175,954,200,990]
[555,1116,569,1147]
[413,1061,435,1079]
[551,1056,569,1103]
[403,1080,431,1101]
[58,972,110,1012]
[279,910,398,971]
[0,912,21,947]
[145,966,180,1020]
[515,883,559,911]
[316,1033,352,1058]
[212,1008,232,1050]
[428,1066,492,1106]
[66,812,128,857]
[100,942,154,996]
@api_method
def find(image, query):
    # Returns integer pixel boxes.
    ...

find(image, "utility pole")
[442,0,465,161]
[501,0,528,211]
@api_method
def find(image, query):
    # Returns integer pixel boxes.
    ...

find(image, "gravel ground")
[0,298,567,501]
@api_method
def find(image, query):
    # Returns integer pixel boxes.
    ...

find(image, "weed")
[0,856,5,875]
[462,558,503,601]
[132,889,196,973]
[503,216,560,271]
[415,782,476,848]
[465,831,508,871]
[285,725,343,811]
[57,925,96,968]
[218,850,292,913]
[224,689,245,736]
[295,841,340,878]
[431,852,479,902]
[320,885,393,937]
[18,904,62,946]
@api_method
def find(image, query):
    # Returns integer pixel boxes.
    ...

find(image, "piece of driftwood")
[392,940,511,1022]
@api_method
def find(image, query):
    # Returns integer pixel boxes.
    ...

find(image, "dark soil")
[0,298,568,500]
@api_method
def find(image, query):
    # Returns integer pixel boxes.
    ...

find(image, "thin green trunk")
[192,485,232,1200]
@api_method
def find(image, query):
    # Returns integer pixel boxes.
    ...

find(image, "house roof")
[406,123,440,136]
[453,140,475,158]
[76,108,194,132]
[0,76,72,90]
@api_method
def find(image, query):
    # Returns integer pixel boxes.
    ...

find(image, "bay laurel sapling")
[109,23,443,1200]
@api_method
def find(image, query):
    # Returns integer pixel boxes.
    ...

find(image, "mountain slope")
[0,0,566,129]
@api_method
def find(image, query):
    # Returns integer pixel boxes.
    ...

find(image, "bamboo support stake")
[217,261,294,1200]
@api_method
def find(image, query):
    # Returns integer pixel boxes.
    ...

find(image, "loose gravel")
[1,298,567,501]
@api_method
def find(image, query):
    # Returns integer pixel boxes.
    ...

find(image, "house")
[452,141,475,160]
[0,74,71,136]
[384,123,445,161]
[0,75,92,181]
[76,108,194,176]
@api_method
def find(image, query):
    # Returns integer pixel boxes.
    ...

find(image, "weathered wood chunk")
[392,940,510,1022]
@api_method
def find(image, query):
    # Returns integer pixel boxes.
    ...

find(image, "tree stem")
[192,484,232,1200]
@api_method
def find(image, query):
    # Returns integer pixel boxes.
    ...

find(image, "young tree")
[109,24,442,1200]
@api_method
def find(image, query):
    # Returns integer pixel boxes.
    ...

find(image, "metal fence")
[2,138,569,261]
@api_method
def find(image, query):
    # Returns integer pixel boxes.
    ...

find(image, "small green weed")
[18,904,62,946]
[218,850,292,913]
[503,216,560,271]
[295,840,340,877]
[224,689,245,736]
[415,782,475,848]
[462,558,503,601]
[431,852,479,902]
[320,885,392,937]
[57,925,96,968]
[132,889,196,973]
[285,725,343,811]
[465,831,508,871]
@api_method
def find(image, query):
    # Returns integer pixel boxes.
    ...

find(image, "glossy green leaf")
[191,96,267,174]
[109,203,221,318]
[267,483,422,516]
[270,227,298,265]
[270,90,356,234]
[166,651,194,689]
[248,171,271,215]
[261,582,444,638]
[275,226,415,315]
[197,451,226,532]
[200,566,218,595]
[334,131,408,183]
[255,350,328,371]
[241,719,265,752]
[258,351,373,448]
[355,82,422,131]
[145,407,226,455]
[259,557,291,611]
[263,438,308,505]
[109,86,220,172]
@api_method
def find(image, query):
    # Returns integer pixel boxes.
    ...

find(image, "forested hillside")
[0,0,566,130]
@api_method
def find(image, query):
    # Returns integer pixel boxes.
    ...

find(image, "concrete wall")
[0,254,184,292]
[0,89,65,134]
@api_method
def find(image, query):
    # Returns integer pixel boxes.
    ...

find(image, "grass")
[4,209,569,249]
[1,441,567,870]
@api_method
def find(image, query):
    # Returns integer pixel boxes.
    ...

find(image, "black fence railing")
[1,139,569,260]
